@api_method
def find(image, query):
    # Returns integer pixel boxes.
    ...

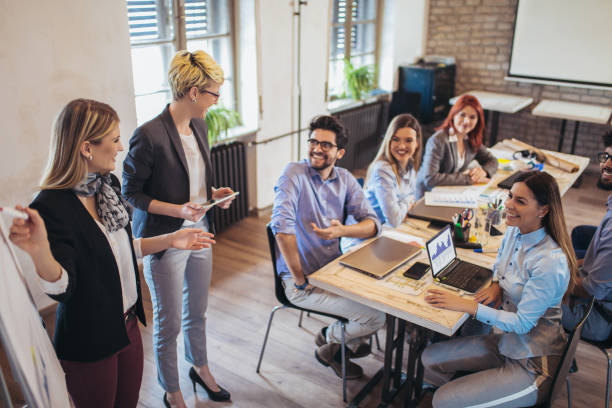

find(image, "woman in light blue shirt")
[364,113,423,227]
[421,171,577,408]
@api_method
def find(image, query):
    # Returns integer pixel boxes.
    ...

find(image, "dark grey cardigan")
[415,129,498,198]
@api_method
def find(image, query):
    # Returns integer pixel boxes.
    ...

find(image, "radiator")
[333,98,390,171]
[210,141,249,233]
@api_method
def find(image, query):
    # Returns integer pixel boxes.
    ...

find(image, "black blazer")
[30,175,146,362]
[122,105,214,253]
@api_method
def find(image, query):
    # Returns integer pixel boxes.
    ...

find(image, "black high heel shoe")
[189,367,231,402]
[163,393,170,408]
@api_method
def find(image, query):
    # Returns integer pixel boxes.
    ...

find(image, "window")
[127,0,235,124]
[328,0,380,99]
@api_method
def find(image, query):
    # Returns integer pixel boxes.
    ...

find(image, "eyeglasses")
[307,138,337,152]
[597,152,612,163]
[200,89,220,99]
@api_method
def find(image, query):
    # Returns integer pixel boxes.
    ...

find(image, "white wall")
[0,0,137,308]
[253,0,329,209]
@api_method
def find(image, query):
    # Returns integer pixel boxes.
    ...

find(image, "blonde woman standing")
[9,99,213,408]
[123,50,235,407]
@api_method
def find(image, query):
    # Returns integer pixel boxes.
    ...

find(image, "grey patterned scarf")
[73,173,130,233]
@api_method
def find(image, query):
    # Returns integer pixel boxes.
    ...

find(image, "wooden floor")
[134,169,611,408]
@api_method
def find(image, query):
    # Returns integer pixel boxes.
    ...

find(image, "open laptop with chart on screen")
[426,225,492,293]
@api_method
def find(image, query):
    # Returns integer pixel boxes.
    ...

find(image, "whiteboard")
[508,0,612,88]
[0,217,71,407]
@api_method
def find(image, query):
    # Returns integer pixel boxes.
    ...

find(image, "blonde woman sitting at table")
[421,171,577,408]
[364,113,423,228]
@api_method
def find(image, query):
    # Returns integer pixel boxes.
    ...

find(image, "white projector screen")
[508,0,612,89]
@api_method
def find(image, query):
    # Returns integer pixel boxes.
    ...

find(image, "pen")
[474,248,497,253]
[0,207,29,220]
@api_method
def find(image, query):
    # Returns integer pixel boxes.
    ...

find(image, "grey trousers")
[422,334,551,408]
[562,297,612,342]
[284,277,385,352]
[144,221,212,393]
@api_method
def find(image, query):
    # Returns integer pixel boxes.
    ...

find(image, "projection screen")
[507,0,612,89]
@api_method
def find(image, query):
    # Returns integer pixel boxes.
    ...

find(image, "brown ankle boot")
[315,343,363,379]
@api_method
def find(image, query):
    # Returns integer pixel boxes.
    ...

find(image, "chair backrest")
[266,223,293,307]
[543,296,595,407]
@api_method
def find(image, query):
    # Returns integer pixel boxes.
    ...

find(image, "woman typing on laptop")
[421,171,577,407]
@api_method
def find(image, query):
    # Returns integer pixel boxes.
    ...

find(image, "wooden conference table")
[309,146,588,408]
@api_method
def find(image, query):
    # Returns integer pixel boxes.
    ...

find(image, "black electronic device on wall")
[398,62,455,123]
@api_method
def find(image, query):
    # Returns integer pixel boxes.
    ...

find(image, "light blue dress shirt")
[271,160,380,278]
[476,226,570,359]
[364,160,417,228]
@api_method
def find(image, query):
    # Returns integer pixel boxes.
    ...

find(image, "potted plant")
[205,106,242,145]
[343,58,375,101]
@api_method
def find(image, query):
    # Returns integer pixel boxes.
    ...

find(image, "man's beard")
[597,166,612,190]
[309,152,335,171]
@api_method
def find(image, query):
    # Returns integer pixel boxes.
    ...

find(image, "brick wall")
[426,0,612,162]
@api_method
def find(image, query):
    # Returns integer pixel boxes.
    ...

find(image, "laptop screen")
[426,225,457,277]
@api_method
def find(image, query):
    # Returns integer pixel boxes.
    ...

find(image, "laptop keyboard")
[441,262,488,292]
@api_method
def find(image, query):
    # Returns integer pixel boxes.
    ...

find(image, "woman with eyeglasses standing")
[123,50,235,408]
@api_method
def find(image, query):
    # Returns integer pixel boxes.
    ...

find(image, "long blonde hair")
[365,114,423,185]
[40,99,119,190]
[168,50,224,101]
[515,171,577,298]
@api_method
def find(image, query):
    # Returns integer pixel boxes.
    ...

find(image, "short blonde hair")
[40,99,119,190]
[168,50,224,100]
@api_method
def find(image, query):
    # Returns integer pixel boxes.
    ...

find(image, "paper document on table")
[381,228,425,248]
[377,263,431,296]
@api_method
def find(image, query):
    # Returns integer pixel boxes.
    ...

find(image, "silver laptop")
[425,225,492,293]
[339,236,421,279]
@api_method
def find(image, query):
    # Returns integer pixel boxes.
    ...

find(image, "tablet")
[202,191,239,211]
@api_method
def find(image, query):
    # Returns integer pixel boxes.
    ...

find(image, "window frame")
[326,0,383,101]
[127,0,238,123]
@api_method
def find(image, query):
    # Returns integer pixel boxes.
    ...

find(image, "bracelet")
[294,278,309,291]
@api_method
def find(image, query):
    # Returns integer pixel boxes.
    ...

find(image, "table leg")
[489,111,500,146]
[570,121,580,155]
[557,119,567,152]
[404,326,433,408]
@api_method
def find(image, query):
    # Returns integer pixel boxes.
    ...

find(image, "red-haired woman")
[415,95,498,198]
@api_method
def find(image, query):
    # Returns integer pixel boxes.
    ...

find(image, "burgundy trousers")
[60,317,144,408]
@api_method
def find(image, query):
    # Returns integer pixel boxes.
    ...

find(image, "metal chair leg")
[341,322,347,403]
[566,376,572,408]
[256,305,286,373]
[375,331,382,351]
[298,310,304,327]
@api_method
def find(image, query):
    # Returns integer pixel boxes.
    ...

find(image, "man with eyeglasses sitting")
[270,115,385,379]
[562,130,612,341]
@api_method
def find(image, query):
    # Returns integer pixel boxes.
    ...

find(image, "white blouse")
[39,220,141,314]
[179,132,208,226]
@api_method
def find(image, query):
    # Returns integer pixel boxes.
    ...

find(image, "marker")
[0,207,29,220]
[474,248,497,253]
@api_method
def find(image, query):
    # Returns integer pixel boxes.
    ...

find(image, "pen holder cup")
[453,224,471,243]
[487,209,502,226]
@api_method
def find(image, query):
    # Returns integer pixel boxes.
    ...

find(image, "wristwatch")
[294,278,309,290]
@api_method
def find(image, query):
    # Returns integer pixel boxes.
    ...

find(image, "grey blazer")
[415,129,498,198]
[122,105,214,252]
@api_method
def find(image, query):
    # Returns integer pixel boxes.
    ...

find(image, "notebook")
[407,198,459,225]
[425,225,492,293]
[339,236,421,279]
